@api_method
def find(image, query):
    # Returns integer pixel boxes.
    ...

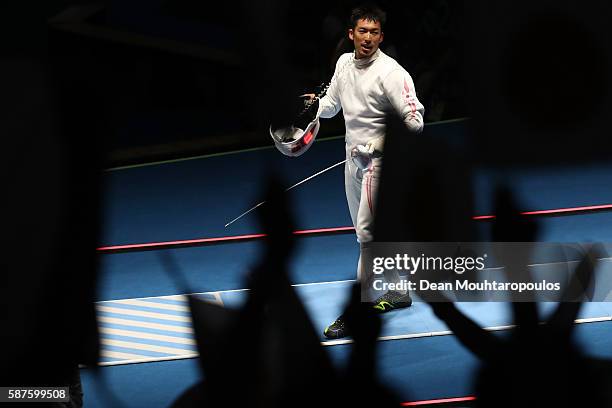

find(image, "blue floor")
[86,120,612,407]
[82,320,612,407]
[102,130,612,247]
[94,276,612,366]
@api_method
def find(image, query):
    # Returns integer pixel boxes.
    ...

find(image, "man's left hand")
[365,137,385,155]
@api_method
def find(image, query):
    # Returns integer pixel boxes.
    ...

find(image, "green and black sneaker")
[323,314,349,339]
[372,291,412,313]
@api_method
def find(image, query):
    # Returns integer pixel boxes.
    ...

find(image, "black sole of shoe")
[323,331,349,339]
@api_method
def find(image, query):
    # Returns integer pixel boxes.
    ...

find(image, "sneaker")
[323,314,349,339]
[372,291,412,313]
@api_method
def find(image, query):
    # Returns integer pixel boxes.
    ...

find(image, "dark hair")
[350,4,386,30]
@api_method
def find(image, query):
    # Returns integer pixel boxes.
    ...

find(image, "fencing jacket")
[317,49,424,152]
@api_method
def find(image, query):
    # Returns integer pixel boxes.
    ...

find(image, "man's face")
[349,18,384,59]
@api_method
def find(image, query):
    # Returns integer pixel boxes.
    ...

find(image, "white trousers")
[344,154,404,300]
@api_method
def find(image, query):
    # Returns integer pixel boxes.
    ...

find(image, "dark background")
[2,0,466,166]
[1,0,610,166]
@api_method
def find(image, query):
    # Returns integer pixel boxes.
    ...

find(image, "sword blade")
[224,159,347,228]
[284,158,346,192]
[224,201,266,228]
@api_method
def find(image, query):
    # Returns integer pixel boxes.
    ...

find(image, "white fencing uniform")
[317,49,424,298]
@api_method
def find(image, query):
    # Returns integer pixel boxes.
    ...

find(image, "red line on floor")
[474,203,612,219]
[97,227,354,253]
[97,203,612,253]
[97,233,266,252]
[401,396,476,406]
